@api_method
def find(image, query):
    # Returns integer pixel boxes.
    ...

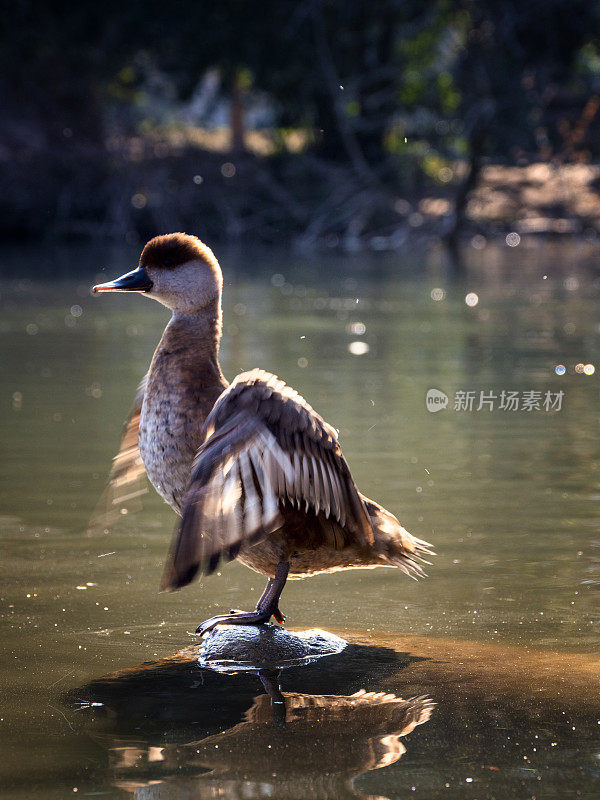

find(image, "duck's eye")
[163,257,173,268]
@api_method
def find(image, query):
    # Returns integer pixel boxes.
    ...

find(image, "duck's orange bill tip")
[92,283,117,293]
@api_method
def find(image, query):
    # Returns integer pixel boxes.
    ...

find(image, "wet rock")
[198,624,347,672]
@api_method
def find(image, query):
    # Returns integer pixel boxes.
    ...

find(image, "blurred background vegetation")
[4,0,600,248]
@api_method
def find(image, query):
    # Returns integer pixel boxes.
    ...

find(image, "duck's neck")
[153,301,227,389]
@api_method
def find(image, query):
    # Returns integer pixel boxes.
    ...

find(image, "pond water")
[1,239,599,798]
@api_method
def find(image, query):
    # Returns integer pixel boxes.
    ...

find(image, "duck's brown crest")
[140,233,219,271]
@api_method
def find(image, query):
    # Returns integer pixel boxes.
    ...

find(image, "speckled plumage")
[138,309,226,511]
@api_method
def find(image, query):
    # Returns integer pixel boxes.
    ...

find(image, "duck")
[92,233,433,635]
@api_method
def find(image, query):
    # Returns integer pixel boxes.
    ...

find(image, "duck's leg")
[258,669,286,728]
[195,561,289,635]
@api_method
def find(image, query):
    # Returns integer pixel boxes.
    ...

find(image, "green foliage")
[436,73,461,115]
[5,0,600,158]
[3,0,600,240]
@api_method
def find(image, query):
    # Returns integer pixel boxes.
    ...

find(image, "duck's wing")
[88,374,148,528]
[161,369,374,590]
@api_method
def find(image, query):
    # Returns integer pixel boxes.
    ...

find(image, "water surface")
[1,239,599,798]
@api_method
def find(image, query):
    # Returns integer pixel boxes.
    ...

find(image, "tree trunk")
[445,100,495,257]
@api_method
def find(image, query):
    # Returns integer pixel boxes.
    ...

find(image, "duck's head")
[92,233,222,314]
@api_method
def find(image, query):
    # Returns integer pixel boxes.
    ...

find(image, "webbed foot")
[196,561,289,636]
[196,608,274,636]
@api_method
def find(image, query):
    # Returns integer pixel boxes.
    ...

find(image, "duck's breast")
[138,383,202,512]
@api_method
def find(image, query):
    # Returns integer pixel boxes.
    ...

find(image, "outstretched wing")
[89,374,148,529]
[161,369,374,590]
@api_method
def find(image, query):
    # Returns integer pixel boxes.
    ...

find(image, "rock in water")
[198,624,347,672]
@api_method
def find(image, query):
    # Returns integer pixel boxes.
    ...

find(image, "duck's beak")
[92,267,153,294]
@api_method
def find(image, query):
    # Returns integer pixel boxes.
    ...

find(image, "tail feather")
[362,496,435,579]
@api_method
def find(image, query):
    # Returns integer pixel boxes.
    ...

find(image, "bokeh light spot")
[221,162,236,178]
[347,321,366,335]
[564,276,579,291]
[131,193,147,209]
[348,341,370,355]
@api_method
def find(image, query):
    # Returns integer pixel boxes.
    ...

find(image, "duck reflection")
[72,643,433,800]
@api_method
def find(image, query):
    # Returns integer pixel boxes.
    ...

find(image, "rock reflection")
[72,643,432,800]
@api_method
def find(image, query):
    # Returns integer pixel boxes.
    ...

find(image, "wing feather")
[161,369,374,590]
[88,374,148,530]
[315,456,331,518]
[240,448,266,536]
